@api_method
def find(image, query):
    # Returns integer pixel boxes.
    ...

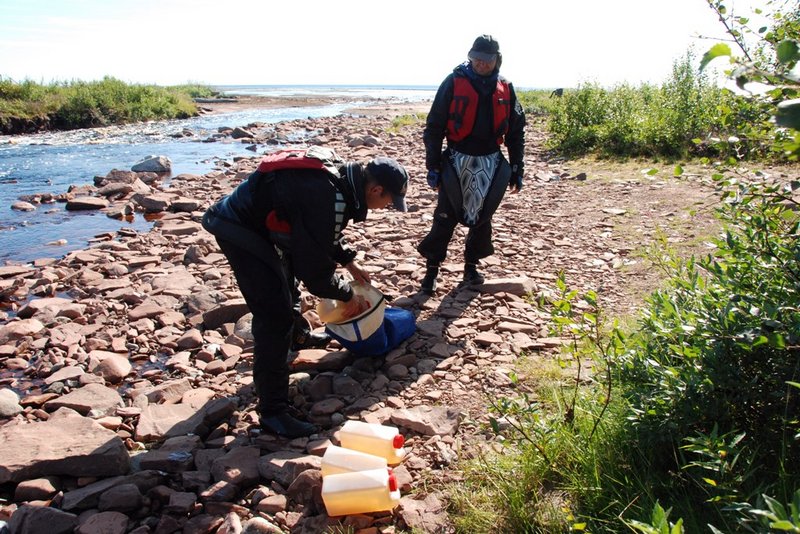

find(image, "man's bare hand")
[345,261,371,284]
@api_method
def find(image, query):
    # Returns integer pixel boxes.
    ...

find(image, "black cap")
[468,34,500,62]
[366,157,408,212]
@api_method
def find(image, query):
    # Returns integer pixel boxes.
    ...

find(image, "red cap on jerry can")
[392,434,404,449]
[387,468,398,491]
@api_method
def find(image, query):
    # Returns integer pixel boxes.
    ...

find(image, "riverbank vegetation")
[517,52,789,162]
[451,1,799,532]
[0,76,216,134]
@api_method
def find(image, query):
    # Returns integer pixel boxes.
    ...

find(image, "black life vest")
[446,75,511,145]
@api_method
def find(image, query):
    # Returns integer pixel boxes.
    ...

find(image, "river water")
[0,86,434,264]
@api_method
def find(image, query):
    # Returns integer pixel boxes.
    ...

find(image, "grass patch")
[450,366,640,532]
[388,113,425,133]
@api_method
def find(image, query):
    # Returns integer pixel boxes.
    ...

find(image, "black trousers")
[216,237,297,416]
[417,151,512,265]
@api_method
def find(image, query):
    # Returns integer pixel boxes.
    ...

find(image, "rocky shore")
[0,104,720,533]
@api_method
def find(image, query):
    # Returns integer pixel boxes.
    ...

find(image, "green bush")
[168,83,218,99]
[455,175,800,532]
[596,83,648,155]
[516,89,560,116]
[619,175,800,517]
[0,76,204,132]
[544,53,772,159]
[545,82,609,154]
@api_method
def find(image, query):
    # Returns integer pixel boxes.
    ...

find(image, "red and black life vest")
[256,146,340,174]
[255,147,343,234]
[446,76,511,145]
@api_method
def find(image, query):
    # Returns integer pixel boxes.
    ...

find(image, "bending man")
[203,147,408,438]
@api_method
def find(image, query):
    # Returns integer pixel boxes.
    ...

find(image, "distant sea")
[216,84,437,102]
[0,85,435,264]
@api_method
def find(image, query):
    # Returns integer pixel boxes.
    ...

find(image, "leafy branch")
[700,0,800,158]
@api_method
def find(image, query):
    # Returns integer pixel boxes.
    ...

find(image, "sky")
[0,0,774,90]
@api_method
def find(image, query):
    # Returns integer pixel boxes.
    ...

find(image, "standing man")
[418,34,526,294]
[202,147,409,438]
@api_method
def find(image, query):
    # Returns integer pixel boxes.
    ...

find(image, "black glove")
[509,173,523,191]
[426,169,441,189]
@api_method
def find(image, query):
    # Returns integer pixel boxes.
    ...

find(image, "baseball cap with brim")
[468,50,497,63]
[366,157,409,212]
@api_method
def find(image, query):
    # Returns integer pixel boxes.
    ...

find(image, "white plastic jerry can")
[321,467,401,516]
[338,420,406,465]
[321,444,388,477]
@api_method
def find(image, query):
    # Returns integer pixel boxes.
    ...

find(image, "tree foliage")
[621,2,800,531]
[701,0,800,159]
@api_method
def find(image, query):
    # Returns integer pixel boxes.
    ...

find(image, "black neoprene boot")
[291,329,331,351]
[420,263,439,295]
[260,411,318,438]
[463,263,485,285]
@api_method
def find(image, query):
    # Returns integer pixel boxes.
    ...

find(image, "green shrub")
[168,83,218,99]
[544,53,770,159]
[456,177,800,531]
[516,89,561,116]
[546,82,610,154]
[619,174,800,513]
[0,76,205,132]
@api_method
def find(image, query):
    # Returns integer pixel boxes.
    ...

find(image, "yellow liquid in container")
[338,420,406,465]
[321,444,387,477]
[316,296,350,324]
[321,467,401,516]
[317,282,384,325]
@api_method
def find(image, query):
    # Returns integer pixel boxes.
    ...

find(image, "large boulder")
[0,416,130,483]
[131,155,171,173]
